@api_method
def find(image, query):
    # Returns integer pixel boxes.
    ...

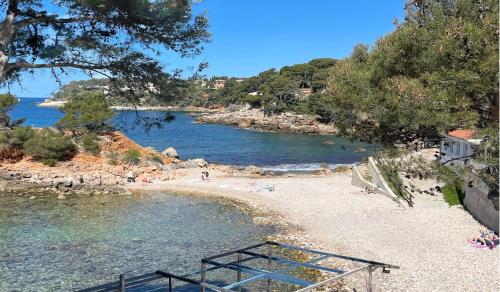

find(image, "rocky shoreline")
[38,99,220,113]
[0,130,289,198]
[38,99,335,135]
[196,107,337,135]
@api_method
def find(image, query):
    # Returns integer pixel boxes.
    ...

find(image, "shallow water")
[0,192,277,291]
[12,98,377,168]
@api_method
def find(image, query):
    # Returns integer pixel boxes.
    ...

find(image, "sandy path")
[127,170,499,291]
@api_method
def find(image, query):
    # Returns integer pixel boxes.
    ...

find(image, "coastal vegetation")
[81,134,101,156]
[56,92,114,134]
[123,149,141,165]
[23,129,76,166]
[46,1,498,147]
[442,184,466,206]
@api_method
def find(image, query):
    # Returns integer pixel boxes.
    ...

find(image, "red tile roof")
[448,129,476,140]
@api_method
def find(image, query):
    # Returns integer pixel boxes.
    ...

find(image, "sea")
[11,97,377,172]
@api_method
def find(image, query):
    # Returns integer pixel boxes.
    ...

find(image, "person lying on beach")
[469,228,499,248]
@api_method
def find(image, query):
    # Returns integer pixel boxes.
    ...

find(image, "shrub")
[56,92,114,133]
[81,134,101,155]
[442,184,465,206]
[106,151,119,165]
[123,149,141,165]
[41,158,57,167]
[147,153,164,164]
[0,127,35,149]
[0,93,24,128]
[23,129,76,164]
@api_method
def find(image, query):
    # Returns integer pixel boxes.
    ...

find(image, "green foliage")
[431,160,462,183]
[23,129,76,164]
[0,93,17,110]
[147,153,164,164]
[442,184,465,206]
[1,0,209,96]
[57,92,114,133]
[123,149,141,165]
[81,134,101,156]
[377,160,406,199]
[0,127,35,149]
[41,158,58,167]
[0,94,24,128]
[323,0,498,145]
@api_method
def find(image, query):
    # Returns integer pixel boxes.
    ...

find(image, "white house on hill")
[440,129,481,166]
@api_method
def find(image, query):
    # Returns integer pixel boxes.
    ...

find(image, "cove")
[12,98,377,169]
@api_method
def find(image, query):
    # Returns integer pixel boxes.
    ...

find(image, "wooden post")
[168,276,172,292]
[200,261,206,292]
[236,252,242,292]
[119,274,125,292]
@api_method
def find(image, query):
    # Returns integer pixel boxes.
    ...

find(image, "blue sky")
[3,0,405,97]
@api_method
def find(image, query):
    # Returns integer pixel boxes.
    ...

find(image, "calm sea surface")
[0,192,276,291]
[12,97,377,170]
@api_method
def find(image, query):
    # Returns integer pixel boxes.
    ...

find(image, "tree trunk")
[0,1,18,82]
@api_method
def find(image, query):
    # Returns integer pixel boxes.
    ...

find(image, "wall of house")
[440,137,474,166]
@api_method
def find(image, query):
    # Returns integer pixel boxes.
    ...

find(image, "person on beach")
[126,171,135,183]
[201,171,209,181]
[469,228,498,248]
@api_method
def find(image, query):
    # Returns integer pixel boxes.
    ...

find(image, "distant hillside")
[48,57,339,110]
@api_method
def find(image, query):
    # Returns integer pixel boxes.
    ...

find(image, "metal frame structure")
[78,241,399,292]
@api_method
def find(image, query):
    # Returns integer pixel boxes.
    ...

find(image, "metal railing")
[77,241,399,292]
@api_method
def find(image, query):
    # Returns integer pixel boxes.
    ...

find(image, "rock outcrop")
[0,131,209,196]
[196,107,337,135]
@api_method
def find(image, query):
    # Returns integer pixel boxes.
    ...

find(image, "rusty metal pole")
[119,274,125,292]
[236,252,242,292]
[200,261,206,292]
[367,266,374,292]
[267,245,272,292]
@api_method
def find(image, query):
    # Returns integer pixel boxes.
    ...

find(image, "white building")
[440,129,481,166]
[212,79,226,90]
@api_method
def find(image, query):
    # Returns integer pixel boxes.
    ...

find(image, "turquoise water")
[0,192,276,291]
[12,98,377,169]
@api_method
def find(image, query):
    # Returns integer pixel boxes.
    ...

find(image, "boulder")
[162,147,179,159]
[178,158,208,169]
[55,178,73,188]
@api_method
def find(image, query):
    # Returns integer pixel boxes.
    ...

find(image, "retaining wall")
[367,157,398,201]
[351,166,385,195]
[463,184,499,233]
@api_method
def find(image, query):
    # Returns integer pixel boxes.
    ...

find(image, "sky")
[2,0,405,98]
